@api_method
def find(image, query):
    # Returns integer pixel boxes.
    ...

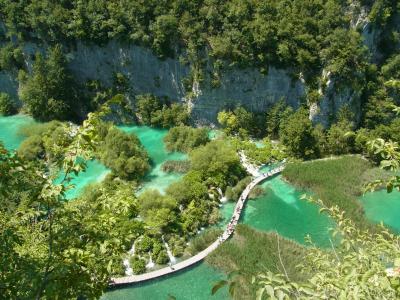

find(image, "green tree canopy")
[164,125,209,153]
[97,126,150,181]
[19,45,79,121]
[189,140,246,189]
[279,108,319,159]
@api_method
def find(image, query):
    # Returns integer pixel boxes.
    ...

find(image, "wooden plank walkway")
[111,165,285,286]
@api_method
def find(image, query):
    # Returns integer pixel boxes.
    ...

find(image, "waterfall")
[146,252,155,269]
[123,258,133,276]
[123,241,136,275]
[216,187,223,197]
[217,187,227,203]
[128,243,136,256]
[162,236,176,264]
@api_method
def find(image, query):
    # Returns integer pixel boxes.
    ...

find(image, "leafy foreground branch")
[213,199,400,299]
[250,125,400,299]
[254,198,400,299]
[0,111,138,299]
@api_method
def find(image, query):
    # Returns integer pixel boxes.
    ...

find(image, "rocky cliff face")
[0,32,381,126]
[66,41,304,124]
[2,40,306,124]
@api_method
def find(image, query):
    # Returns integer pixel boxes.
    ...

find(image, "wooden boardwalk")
[111,165,284,286]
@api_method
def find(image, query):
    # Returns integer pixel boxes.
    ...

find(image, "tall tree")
[20,45,79,121]
[279,108,319,159]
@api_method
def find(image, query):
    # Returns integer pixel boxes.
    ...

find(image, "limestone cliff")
[1,40,305,125]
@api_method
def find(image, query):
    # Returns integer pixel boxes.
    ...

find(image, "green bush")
[189,140,246,189]
[218,106,265,139]
[16,120,72,164]
[279,107,320,159]
[161,160,190,173]
[136,235,153,254]
[155,250,169,265]
[135,94,188,128]
[0,93,17,116]
[17,135,44,160]
[129,256,146,274]
[266,99,294,139]
[17,121,62,138]
[97,126,150,180]
[225,176,252,202]
[164,125,209,153]
[0,44,24,71]
[152,241,163,257]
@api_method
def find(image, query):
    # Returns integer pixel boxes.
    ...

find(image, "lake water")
[103,175,333,300]
[119,125,186,193]
[0,116,185,197]
[0,114,36,150]
[3,115,397,300]
[360,189,400,233]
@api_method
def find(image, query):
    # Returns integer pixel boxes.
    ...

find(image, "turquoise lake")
[1,115,398,300]
[360,189,400,232]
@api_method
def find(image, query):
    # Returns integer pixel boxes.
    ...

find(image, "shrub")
[217,107,256,138]
[189,140,246,189]
[136,235,153,254]
[17,135,44,160]
[279,108,320,159]
[225,177,252,201]
[17,121,62,138]
[129,256,146,274]
[19,45,79,121]
[97,126,150,180]
[135,94,188,128]
[156,250,169,265]
[152,241,163,257]
[164,125,209,152]
[161,160,190,173]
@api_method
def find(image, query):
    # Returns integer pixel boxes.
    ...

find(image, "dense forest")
[1,0,400,299]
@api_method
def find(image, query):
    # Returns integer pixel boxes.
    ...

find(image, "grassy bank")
[187,228,222,256]
[206,225,308,299]
[282,155,388,230]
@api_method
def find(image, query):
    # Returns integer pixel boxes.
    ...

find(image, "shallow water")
[103,175,335,300]
[0,116,360,298]
[61,160,110,199]
[102,263,229,300]
[221,175,333,247]
[0,116,185,197]
[243,176,333,247]
[0,114,36,150]
[360,190,400,232]
[119,125,187,193]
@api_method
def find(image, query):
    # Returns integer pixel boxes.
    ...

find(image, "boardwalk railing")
[111,165,285,286]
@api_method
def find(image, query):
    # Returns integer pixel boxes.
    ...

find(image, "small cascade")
[216,187,227,203]
[128,243,135,256]
[146,252,155,269]
[216,187,223,197]
[162,236,177,264]
[239,151,260,177]
[123,258,133,276]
